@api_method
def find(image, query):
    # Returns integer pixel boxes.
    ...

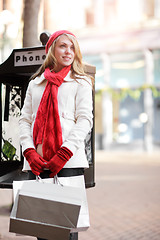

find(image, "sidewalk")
[0,151,160,240]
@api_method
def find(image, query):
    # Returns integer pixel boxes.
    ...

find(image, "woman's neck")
[53,65,64,73]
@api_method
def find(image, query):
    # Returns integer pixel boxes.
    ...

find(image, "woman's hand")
[23,148,47,175]
[46,147,73,177]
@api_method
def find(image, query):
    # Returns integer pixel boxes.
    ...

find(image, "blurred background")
[1,0,160,154]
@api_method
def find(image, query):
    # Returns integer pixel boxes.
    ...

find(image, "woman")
[19,30,93,240]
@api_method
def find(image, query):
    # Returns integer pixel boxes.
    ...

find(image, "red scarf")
[33,65,71,161]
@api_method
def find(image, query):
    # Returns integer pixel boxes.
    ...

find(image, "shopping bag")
[10,192,71,240]
[9,177,83,240]
[59,175,90,232]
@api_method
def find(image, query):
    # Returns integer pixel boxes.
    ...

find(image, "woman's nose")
[65,47,71,54]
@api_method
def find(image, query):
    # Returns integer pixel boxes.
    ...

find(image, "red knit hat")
[45,30,76,53]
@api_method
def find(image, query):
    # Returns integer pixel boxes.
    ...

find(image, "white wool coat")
[19,71,93,171]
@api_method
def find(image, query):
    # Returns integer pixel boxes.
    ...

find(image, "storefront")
[84,48,160,151]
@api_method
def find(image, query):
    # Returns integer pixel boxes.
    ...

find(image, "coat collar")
[34,71,74,85]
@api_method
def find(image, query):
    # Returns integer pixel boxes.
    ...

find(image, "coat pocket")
[59,111,76,141]
[59,111,76,121]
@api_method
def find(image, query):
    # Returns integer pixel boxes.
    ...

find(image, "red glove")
[23,148,47,176]
[46,147,73,178]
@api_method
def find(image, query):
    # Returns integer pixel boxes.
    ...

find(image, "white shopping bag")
[10,176,83,240]
[58,175,90,232]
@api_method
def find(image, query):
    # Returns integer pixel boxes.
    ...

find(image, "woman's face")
[54,35,75,72]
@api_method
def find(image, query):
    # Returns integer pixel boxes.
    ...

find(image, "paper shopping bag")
[10,192,70,240]
[10,179,83,239]
[59,175,90,232]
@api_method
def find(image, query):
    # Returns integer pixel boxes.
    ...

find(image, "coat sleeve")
[61,77,93,154]
[19,81,35,153]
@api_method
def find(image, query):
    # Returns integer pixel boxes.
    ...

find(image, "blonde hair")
[31,34,94,85]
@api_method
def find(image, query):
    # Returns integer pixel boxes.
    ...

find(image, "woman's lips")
[63,56,71,60]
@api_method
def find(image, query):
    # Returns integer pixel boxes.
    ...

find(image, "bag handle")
[53,175,64,186]
[36,175,43,182]
[36,175,63,186]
